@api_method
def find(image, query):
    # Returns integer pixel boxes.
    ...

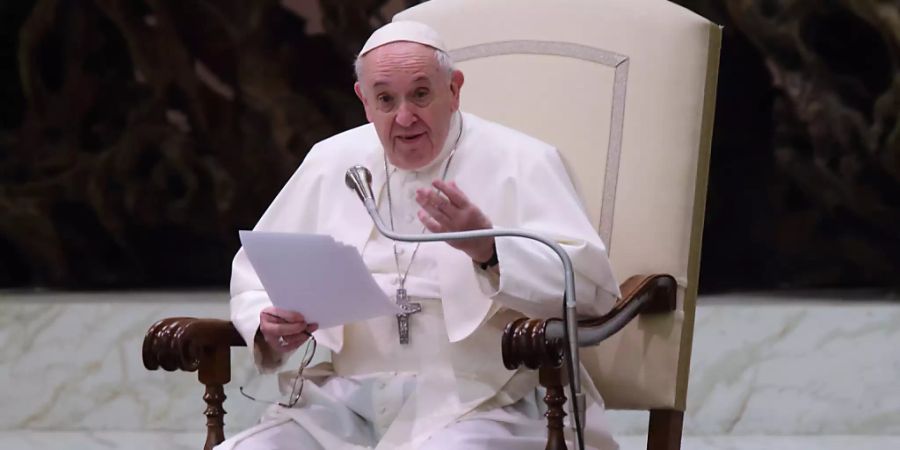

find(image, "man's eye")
[414,89,429,99]
[377,94,393,104]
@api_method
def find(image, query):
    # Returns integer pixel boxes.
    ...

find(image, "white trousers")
[218,386,617,450]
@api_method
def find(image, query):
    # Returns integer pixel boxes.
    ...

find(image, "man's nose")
[394,101,418,127]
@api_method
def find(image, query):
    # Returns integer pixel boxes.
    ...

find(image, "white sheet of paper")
[239,230,399,329]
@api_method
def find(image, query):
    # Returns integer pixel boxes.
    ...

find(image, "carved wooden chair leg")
[198,344,231,450]
[647,409,684,450]
[539,365,568,450]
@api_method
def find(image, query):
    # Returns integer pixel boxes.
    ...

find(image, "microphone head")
[345,165,375,203]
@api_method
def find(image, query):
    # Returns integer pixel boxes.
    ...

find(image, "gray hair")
[354,47,455,84]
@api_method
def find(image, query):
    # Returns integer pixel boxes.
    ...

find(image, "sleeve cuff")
[473,259,501,297]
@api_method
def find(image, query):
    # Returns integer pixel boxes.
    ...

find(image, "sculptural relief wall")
[0,0,405,287]
[0,0,897,292]
[680,0,900,291]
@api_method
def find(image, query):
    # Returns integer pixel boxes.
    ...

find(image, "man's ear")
[449,70,465,109]
[354,82,373,122]
[354,82,366,104]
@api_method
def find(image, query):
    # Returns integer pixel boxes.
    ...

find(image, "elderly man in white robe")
[218,21,621,450]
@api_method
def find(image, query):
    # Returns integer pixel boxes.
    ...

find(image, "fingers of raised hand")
[433,180,470,208]
[417,209,446,233]
[434,181,492,228]
[415,189,455,224]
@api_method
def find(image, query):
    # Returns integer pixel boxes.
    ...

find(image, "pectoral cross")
[395,288,421,344]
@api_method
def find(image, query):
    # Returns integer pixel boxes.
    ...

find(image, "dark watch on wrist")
[478,244,499,270]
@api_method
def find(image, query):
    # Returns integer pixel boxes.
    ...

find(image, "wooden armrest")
[143,317,244,450]
[502,274,677,371]
[143,317,245,373]
[578,273,677,328]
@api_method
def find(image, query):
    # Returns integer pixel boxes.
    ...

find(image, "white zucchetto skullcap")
[359,21,447,56]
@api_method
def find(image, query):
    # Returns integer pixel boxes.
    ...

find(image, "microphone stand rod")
[355,195,586,450]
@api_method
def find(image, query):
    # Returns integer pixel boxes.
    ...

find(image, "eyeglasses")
[239,334,317,408]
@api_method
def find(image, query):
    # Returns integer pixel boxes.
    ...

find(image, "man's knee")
[218,420,323,450]
[419,419,542,450]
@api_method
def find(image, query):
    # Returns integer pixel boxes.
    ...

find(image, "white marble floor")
[1,431,899,450]
[619,435,900,449]
[2,290,899,449]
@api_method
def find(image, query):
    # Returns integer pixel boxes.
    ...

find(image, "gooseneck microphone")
[345,165,376,204]
[345,164,588,450]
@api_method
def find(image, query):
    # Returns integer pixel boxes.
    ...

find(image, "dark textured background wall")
[1,0,898,293]
[682,0,900,291]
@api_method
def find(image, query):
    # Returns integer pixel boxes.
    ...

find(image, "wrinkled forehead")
[359,42,442,87]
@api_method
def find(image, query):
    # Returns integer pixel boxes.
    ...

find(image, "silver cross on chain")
[395,287,421,344]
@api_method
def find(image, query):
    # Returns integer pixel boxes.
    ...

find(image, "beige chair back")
[396,0,721,410]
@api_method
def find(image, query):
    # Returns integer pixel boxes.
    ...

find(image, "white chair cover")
[396,0,721,410]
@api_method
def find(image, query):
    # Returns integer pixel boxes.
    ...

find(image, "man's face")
[354,42,464,170]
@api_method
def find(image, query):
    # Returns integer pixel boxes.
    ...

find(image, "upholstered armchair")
[143,1,721,449]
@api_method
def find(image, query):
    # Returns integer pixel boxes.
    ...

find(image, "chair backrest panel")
[455,51,617,228]
[396,0,721,410]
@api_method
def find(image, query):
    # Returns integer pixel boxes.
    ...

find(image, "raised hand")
[415,180,495,263]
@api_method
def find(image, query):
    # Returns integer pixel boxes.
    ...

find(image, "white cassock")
[217,111,621,450]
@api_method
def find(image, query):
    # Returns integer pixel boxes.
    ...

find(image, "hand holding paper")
[258,308,317,352]
[239,231,400,329]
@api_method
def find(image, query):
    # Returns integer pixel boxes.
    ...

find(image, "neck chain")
[383,115,463,292]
